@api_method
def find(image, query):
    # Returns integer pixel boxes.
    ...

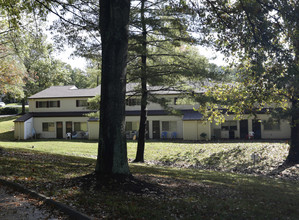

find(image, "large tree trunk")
[21,98,26,115]
[95,0,131,175]
[286,24,299,165]
[134,0,147,163]
[286,98,299,165]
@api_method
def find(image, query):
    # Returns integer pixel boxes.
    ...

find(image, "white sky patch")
[197,46,227,66]
[44,13,87,70]
[54,48,87,70]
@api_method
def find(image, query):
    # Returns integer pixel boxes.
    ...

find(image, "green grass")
[0,138,289,174]
[0,115,298,219]
[0,116,292,174]
[6,103,23,106]
[0,116,17,140]
[0,148,298,219]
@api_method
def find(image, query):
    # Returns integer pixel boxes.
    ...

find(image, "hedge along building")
[14,84,291,141]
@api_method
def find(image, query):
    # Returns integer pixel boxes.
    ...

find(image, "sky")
[198,46,227,66]
[54,48,87,70]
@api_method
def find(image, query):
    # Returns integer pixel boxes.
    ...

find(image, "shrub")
[200,132,207,140]
[0,107,18,115]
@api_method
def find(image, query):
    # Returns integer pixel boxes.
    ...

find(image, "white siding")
[24,118,33,139]
[29,98,91,113]
[33,117,89,139]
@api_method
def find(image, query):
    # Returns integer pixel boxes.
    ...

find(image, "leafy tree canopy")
[191,0,299,163]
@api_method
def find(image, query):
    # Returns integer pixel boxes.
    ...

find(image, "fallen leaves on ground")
[0,144,298,219]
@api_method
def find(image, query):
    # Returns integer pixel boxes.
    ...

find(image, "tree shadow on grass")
[0,116,17,122]
[1,147,299,219]
[11,138,98,144]
[54,164,299,219]
[0,131,14,141]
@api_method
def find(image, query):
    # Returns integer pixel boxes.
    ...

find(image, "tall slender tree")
[128,0,213,162]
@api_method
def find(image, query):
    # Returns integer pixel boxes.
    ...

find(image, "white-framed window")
[263,119,280,131]
[37,101,48,108]
[76,100,88,107]
[162,121,177,132]
[221,121,237,131]
[125,122,139,131]
[36,101,60,108]
[126,98,141,106]
[42,122,55,132]
[74,122,88,131]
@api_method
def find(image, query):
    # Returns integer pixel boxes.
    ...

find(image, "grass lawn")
[0,116,299,219]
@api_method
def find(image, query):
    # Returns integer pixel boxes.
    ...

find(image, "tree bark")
[134,0,147,163]
[21,98,26,115]
[286,21,299,165]
[134,78,147,162]
[95,0,131,175]
[285,98,299,164]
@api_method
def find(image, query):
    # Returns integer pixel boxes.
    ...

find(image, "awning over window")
[182,110,203,121]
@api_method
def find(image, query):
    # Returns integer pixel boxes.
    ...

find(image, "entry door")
[252,120,261,139]
[66,121,72,133]
[240,120,248,139]
[152,121,160,139]
[56,122,63,139]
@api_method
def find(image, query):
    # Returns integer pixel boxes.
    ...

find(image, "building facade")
[14,85,291,140]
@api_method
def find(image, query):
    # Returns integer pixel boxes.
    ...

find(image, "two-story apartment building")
[14,84,291,140]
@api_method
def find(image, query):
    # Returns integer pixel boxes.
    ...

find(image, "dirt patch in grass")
[62,172,163,196]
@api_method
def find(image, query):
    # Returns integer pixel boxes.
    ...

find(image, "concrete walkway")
[0,185,65,220]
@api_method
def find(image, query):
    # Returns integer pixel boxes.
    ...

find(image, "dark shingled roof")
[126,109,203,120]
[182,110,203,121]
[14,110,203,123]
[88,117,99,122]
[14,113,33,122]
[126,110,174,116]
[29,85,101,99]
[14,111,97,122]
[28,82,209,100]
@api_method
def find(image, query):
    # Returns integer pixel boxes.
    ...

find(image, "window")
[66,121,72,133]
[264,119,280,131]
[126,98,141,106]
[126,122,132,131]
[221,121,237,131]
[36,101,60,108]
[162,121,177,132]
[76,100,88,107]
[125,122,139,131]
[49,101,60,107]
[42,122,55,132]
[74,122,87,131]
[37,101,48,108]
